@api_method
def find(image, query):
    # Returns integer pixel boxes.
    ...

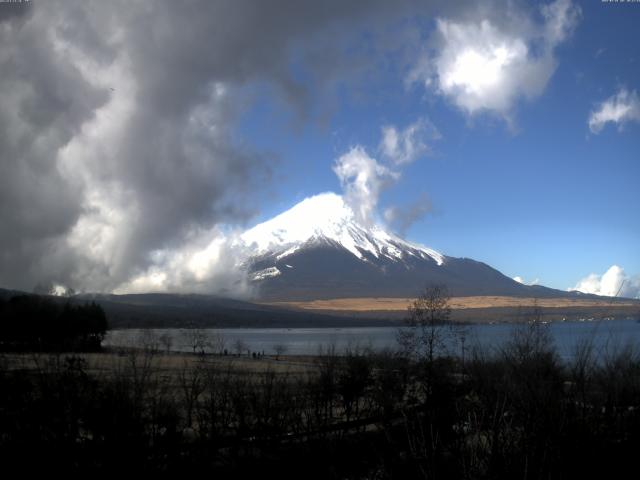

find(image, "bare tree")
[178,359,205,429]
[139,329,161,354]
[159,332,173,354]
[503,304,555,364]
[210,331,226,355]
[452,321,471,367]
[273,343,288,360]
[398,284,452,363]
[233,338,248,357]
[186,327,209,355]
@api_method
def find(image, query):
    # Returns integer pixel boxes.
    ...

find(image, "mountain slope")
[242,193,444,265]
[240,193,587,301]
[0,288,393,328]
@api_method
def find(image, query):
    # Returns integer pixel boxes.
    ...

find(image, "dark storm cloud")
[0,2,109,289]
[0,0,443,292]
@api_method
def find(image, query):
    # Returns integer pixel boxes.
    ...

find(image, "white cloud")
[380,118,440,165]
[333,146,399,225]
[513,276,540,286]
[335,116,439,227]
[588,88,640,134]
[571,265,640,299]
[114,226,253,296]
[412,0,580,121]
[540,0,580,45]
[335,117,440,229]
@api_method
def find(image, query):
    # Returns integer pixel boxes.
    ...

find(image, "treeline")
[1,325,640,478]
[0,295,108,351]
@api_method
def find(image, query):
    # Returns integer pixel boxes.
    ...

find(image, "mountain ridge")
[240,193,594,301]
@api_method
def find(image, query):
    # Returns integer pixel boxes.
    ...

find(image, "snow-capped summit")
[240,192,561,301]
[241,192,444,265]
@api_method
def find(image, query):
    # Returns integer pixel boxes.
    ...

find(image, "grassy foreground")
[268,295,640,311]
[267,295,640,322]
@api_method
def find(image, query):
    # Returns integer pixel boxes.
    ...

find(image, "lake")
[104,317,640,362]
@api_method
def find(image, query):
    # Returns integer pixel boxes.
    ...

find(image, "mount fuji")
[240,193,569,301]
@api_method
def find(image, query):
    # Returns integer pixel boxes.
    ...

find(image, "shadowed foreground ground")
[2,329,640,478]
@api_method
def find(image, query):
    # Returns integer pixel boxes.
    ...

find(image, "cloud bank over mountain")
[513,276,540,286]
[572,265,640,299]
[0,0,433,294]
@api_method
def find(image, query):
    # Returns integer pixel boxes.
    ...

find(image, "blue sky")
[1,0,638,297]
[236,0,640,294]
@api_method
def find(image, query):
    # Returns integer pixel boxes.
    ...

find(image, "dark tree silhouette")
[398,284,452,363]
[0,295,108,351]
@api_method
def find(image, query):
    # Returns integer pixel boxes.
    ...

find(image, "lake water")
[104,317,640,362]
